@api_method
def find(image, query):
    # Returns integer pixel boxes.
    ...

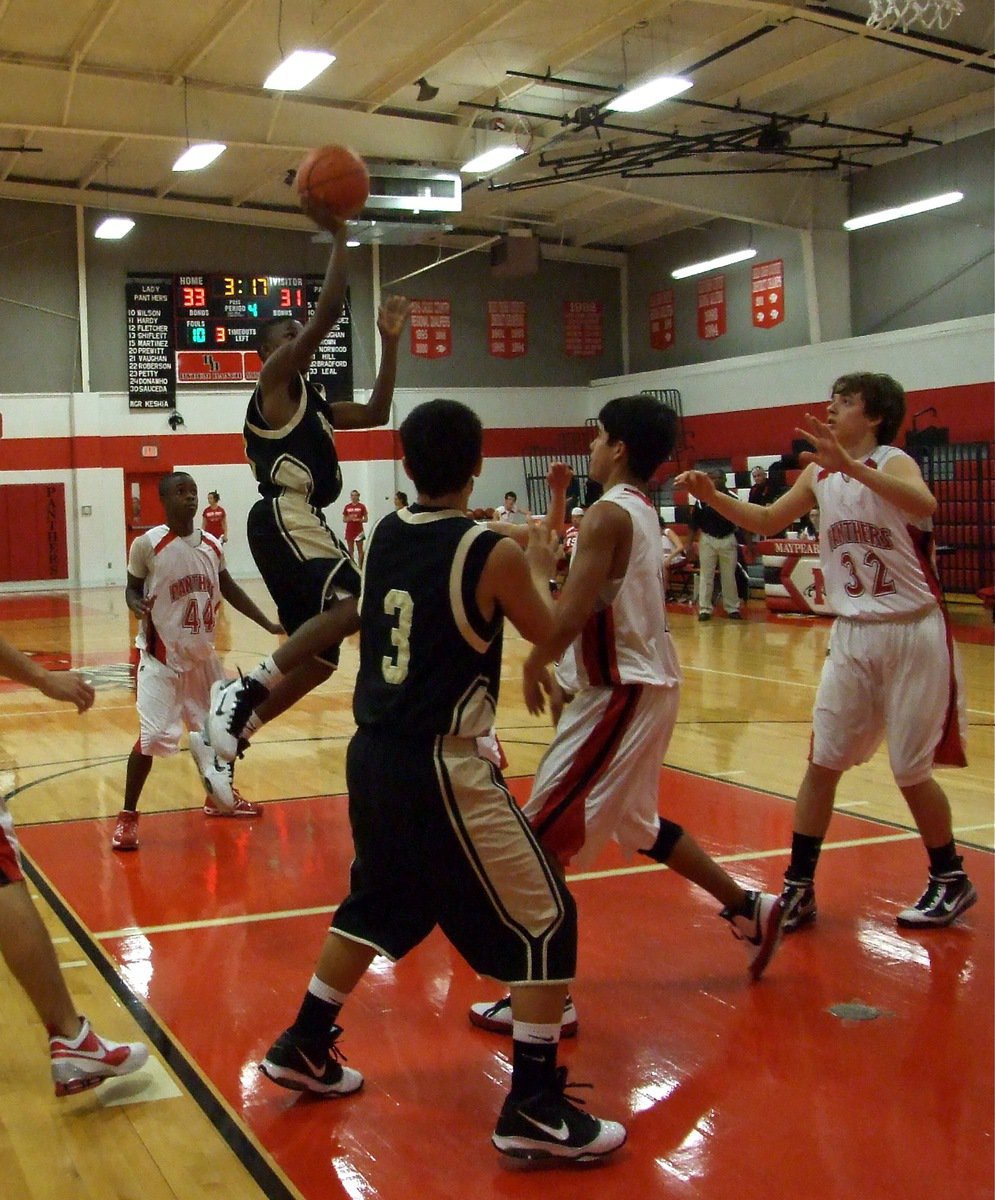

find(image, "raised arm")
[677,468,816,536]
[329,294,412,430]
[795,412,936,520]
[259,220,349,396]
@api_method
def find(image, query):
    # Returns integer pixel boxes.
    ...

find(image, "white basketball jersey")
[129,526,224,670]
[557,483,682,690]
[813,445,941,620]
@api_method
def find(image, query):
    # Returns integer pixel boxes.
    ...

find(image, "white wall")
[592,315,994,416]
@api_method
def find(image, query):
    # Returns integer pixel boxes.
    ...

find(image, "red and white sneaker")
[111,809,139,851]
[204,790,262,818]
[49,1017,149,1097]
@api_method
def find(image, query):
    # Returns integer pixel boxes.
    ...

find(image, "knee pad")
[639,818,684,864]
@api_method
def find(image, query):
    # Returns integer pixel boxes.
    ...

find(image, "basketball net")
[865,0,963,32]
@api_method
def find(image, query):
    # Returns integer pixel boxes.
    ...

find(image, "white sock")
[511,1020,562,1046]
[250,656,284,691]
[308,975,350,1006]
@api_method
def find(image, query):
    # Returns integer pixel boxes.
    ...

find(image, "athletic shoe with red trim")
[721,890,787,981]
[204,790,262,818]
[111,809,139,851]
[469,995,578,1037]
[49,1017,149,1097]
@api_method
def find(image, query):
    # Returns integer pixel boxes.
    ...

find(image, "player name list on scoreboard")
[126,277,176,409]
[125,273,353,411]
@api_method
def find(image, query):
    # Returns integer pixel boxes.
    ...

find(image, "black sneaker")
[781,878,817,932]
[492,1067,626,1161]
[897,870,977,928]
[258,1026,363,1097]
[206,675,268,763]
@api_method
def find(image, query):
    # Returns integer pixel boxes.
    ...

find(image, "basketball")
[295,144,370,220]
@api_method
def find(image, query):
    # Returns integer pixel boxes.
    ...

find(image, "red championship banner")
[696,275,726,341]
[752,258,784,328]
[409,298,452,359]
[487,300,527,358]
[563,300,603,357]
[649,289,675,351]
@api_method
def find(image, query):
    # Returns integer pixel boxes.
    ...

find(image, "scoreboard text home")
[126,273,353,410]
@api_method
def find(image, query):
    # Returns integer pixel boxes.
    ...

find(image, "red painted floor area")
[20,772,994,1200]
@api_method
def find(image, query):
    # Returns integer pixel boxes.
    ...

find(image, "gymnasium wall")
[848,130,995,337]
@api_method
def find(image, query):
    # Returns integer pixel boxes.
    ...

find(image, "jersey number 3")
[381,589,413,684]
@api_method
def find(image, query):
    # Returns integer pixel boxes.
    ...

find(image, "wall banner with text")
[487,300,527,358]
[649,289,675,351]
[752,259,785,328]
[410,298,452,358]
[696,275,726,341]
[563,300,604,357]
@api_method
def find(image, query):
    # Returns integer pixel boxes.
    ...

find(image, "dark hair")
[598,394,678,480]
[159,471,194,499]
[400,399,482,498]
[208,491,219,503]
[831,372,906,445]
[394,490,408,506]
[256,316,296,354]
[504,491,517,502]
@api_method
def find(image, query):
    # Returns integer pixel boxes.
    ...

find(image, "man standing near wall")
[689,470,742,621]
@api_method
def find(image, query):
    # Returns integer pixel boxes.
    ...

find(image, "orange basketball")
[295,144,370,220]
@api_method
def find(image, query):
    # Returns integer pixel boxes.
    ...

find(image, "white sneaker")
[206,676,267,763]
[49,1017,149,1097]
[468,995,578,1037]
[722,890,787,982]
[189,730,235,812]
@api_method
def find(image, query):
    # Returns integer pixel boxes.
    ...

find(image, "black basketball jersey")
[353,507,504,737]
[244,375,343,509]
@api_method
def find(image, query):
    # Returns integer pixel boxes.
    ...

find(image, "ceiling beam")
[166,0,255,84]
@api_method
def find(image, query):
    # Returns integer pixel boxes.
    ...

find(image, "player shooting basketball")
[203,180,410,757]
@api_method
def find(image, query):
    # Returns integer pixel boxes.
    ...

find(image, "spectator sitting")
[495,490,529,525]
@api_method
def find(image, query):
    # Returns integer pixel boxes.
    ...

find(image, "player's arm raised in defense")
[488,462,573,545]
[477,524,559,646]
[676,466,815,538]
[795,412,936,519]
[329,295,412,430]
[218,571,284,636]
[522,500,631,715]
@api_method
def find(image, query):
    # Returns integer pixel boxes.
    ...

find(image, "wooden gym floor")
[0,583,991,1200]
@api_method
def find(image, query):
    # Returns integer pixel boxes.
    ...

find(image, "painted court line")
[93,822,995,941]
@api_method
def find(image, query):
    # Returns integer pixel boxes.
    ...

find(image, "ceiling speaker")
[490,233,539,277]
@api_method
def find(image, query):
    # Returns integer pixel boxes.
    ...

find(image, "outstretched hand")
[794,413,854,475]
[378,294,412,339]
[40,669,95,714]
[674,469,717,503]
[546,461,574,492]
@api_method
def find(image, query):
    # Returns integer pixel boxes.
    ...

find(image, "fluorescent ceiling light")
[607,74,692,113]
[264,50,335,91]
[843,190,964,231]
[94,216,135,240]
[172,142,226,172]
[346,240,361,247]
[460,145,524,174]
[671,248,757,280]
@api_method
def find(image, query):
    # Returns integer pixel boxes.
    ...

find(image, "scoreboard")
[127,273,353,409]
